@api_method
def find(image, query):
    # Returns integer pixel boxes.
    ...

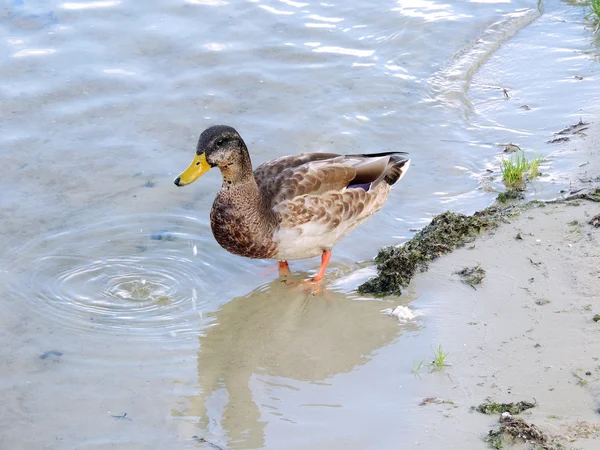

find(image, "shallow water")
[1,0,599,448]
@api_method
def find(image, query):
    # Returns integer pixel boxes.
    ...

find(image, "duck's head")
[174,125,251,187]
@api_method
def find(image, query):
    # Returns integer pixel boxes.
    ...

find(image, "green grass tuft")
[429,344,450,371]
[500,151,529,188]
[587,0,600,23]
[527,154,544,178]
[500,151,544,189]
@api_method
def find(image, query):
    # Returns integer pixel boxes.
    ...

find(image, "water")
[1,0,599,448]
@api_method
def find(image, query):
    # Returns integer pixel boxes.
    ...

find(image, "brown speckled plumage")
[210,179,279,259]
[176,125,410,263]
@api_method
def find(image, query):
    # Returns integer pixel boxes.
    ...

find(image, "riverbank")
[392,122,600,448]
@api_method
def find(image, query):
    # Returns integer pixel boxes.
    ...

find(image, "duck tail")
[384,156,410,186]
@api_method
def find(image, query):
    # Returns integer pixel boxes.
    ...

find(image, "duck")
[174,125,410,282]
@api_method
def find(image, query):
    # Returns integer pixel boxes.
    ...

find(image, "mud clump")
[358,211,497,296]
[475,399,536,415]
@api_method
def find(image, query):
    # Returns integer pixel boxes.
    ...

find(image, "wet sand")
[403,122,600,448]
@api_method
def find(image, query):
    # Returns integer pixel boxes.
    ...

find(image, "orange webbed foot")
[282,251,333,296]
[278,260,291,277]
[283,278,325,296]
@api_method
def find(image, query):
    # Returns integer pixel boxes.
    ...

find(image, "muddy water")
[1,0,599,448]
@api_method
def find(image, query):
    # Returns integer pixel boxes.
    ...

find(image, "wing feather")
[254,152,407,226]
[254,153,356,207]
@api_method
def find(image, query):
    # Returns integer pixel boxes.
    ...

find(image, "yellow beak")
[174,153,211,186]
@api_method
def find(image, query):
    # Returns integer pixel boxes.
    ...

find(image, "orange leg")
[311,250,332,282]
[278,260,291,277]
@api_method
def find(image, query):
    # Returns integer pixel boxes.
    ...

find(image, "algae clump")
[486,415,560,450]
[496,189,524,204]
[456,265,486,289]
[358,211,497,296]
[475,399,536,415]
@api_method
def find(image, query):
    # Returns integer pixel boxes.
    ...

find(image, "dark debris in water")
[475,398,536,415]
[150,230,175,241]
[192,436,224,450]
[547,136,570,144]
[486,414,560,450]
[551,187,600,204]
[39,350,63,360]
[358,211,497,296]
[503,143,521,153]
[555,118,589,136]
[419,397,456,407]
[455,265,486,289]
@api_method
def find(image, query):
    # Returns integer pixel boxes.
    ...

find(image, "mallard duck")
[174,125,410,282]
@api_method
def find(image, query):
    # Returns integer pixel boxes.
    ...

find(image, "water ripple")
[61,1,121,9]
[312,46,374,57]
[427,8,541,113]
[3,214,230,340]
[13,48,56,57]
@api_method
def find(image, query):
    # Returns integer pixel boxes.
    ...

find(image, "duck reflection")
[182,276,413,448]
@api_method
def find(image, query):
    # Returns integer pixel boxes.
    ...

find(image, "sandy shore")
[397,122,600,448]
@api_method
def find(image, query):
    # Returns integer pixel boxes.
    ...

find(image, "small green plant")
[586,0,600,24]
[527,153,544,178]
[429,344,450,371]
[411,360,424,375]
[500,151,544,189]
[500,151,529,188]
